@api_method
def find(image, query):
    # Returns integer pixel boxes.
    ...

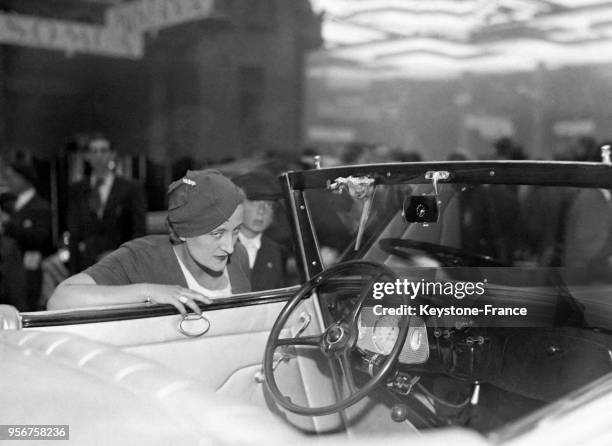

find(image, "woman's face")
[184,204,244,272]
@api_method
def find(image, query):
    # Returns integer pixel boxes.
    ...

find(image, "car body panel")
[2,161,612,444]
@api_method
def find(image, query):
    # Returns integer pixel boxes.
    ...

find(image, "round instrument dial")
[372,316,400,355]
[410,328,423,351]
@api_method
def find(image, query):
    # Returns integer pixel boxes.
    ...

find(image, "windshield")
[305,166,612,331]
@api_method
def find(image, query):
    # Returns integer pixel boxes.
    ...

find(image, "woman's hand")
[144,284,211,315]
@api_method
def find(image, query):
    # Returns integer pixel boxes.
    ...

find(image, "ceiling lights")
[309,0,612,79]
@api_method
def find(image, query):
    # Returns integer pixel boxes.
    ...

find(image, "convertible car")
[2,161,612,445]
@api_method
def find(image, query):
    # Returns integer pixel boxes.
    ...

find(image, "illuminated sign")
[106,0,215,33]
[0,13,143,58]
[0,0,215,58]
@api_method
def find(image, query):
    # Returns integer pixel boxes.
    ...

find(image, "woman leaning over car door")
[48,169,251,314]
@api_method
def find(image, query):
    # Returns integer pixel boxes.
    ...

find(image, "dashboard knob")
[391,404,409,422]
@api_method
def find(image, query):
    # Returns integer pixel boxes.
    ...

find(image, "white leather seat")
[0,329,301,445]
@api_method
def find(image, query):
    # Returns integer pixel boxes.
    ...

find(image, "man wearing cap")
[1,160,54,310]
[49,170,250,314]
[233,171,287,291]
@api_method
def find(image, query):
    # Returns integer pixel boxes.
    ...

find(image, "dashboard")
[357,309,429,364]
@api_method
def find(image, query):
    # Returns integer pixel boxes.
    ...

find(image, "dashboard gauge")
[357,314,365,339]
[409,328,423,351]
[372,316,400,355]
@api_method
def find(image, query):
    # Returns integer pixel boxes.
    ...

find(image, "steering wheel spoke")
[275,334,322,347]
[339,351,357,394]
[328,351,357,399]
[328,356,346,399]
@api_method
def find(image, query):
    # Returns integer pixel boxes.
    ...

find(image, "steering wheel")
[264,260,410,416]
[379,238,505,267]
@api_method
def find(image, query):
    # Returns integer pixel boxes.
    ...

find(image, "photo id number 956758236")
[0,425,69,440]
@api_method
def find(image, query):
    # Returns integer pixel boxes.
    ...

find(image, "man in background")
[233,171,287,291]
[67,133,146,273]
[0,160,53,310]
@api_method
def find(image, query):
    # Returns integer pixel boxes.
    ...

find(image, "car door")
[19,288,345,433]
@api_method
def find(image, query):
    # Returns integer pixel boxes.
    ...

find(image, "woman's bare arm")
[48,273,210,315]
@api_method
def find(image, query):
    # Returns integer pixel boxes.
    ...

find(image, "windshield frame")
[281,160,612,280]
[284,161,612,190]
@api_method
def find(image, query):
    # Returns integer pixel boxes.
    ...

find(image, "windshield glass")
[306,170,612,330]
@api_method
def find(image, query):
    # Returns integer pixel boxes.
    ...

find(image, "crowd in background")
[1,132,611,311]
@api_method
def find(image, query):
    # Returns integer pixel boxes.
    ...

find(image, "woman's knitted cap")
[167,169,244,238]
